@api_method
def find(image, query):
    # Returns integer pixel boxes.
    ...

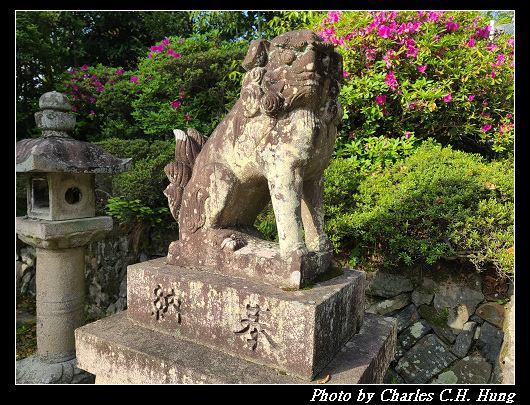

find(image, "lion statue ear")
[242,38,270,71]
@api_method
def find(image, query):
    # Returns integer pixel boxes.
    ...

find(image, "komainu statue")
[164,29,344,288]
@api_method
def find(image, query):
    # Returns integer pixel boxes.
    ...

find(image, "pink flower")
[407,45,419,58]
[90,98,96,103]
[443,93,451,102]
[81,64,88,70]
[385,71,397,91]
[171,101,181,108]
[418,65,427,73]
[481,124,492,132]
[328,11,342,23]
[446,21,459,31]
[184,114,190,121]
[343,70,349,77]
[90,110,95,115]
[130,76,139,83]
[466,38,475,47]
[376,95,386,104]
[467,95,475,102]
[475,25,491,38]
[378,25,391,39]
[72,106,77,111]
[175,53,182,58]
[166,49,176,57]
[180,91,185,99]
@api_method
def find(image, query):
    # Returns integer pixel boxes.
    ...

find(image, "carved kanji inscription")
[234,303,277,351]
[151,284,182,323]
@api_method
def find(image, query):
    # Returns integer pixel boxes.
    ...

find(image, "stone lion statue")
[164,29,343,287]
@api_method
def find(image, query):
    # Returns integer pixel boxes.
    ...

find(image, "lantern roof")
[16,92,131,173]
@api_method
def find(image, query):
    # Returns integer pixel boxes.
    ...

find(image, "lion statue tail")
[163,128,207,220]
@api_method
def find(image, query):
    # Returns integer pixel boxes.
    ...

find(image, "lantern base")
[16,355,95,384]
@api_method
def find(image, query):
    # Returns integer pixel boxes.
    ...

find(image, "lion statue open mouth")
[164,29,344,288]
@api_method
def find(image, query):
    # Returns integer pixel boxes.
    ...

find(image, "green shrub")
[95,138,175,234]
[325,140,513,277]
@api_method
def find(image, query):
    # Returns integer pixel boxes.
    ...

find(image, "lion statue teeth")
[164,29,344,287]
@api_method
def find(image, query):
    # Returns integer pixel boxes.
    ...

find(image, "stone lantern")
[16,91,131,383]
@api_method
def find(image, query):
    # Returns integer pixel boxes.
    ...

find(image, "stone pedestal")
[127,258,364,380]
[75,258,397,383]
[16,216,112,383]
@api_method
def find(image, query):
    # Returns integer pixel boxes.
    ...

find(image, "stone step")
[126,258,365,380]
[75,310,396,384]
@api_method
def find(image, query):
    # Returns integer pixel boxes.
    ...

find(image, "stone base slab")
[126,258,364,380]
[16,355,95,384]
[168,237,332,289]
[75,310,396,384]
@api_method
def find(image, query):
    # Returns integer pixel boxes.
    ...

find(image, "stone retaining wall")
[364,269,514,384]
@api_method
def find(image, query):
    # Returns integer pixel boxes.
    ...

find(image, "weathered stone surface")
[398,320,432,350]
[417,304,457,344]
[366,272,415,298]
[16,216,113,249]
[366,293,411,315]
[16,355,95,384]
[395,334,456,384]
[16,137,132,174]
[476,321,504,365]
[411,278,436,306]
[501,297,514,384]
[475,302,507,328]
[431,356,492,384]
[451,321,477,358]
[168,236,332,289]
[163,30,344,289]
[126,258,364,380]
[433,282,484,316]
[314,313,397,384]
[390,303,420,334]
[75,310,395,384]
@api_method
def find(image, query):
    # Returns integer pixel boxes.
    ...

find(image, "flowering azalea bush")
[59,34,247,141]
[315,11,514,158]
[62,64,131,141]
[125,34,247,139]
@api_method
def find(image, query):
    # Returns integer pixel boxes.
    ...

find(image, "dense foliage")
[60,35,247,142]
[316,11,514,159]
[324,141,514,277]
